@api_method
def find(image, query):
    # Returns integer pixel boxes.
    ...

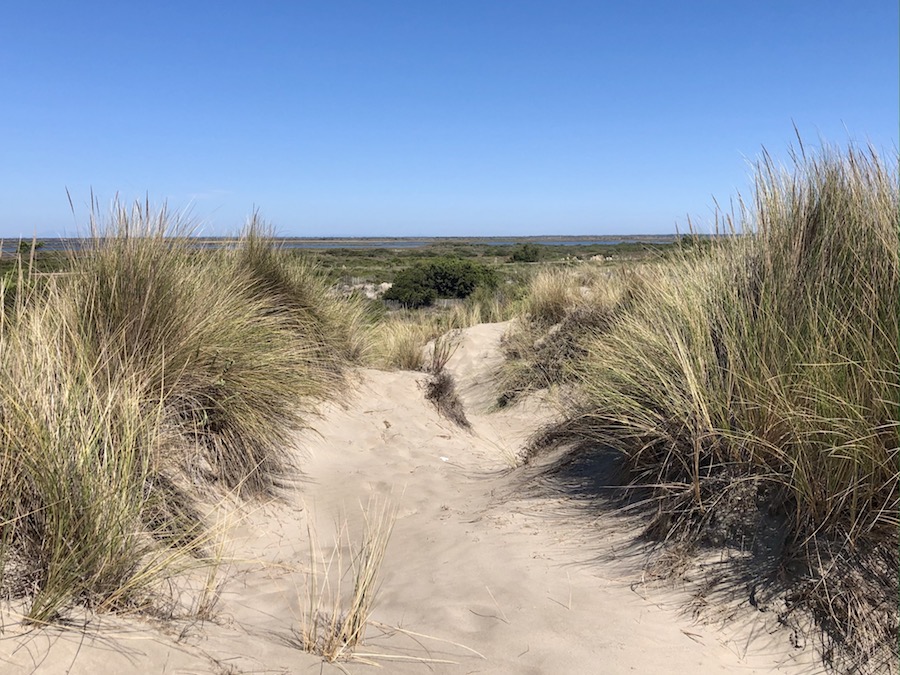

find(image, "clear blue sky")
[1,1,897,238]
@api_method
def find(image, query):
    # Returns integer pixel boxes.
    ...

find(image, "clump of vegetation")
[528,142,899,672]
[384,257,498,308]
[509,242,542,262]
[294,497,397,663]
[369,316,432,371]
[229,214,374,366]
[368,281,522,373]
[460,283,522,325]
[424,333,470,429]
[497,266,639,406]
[522,267,585,326]
[0,303,170,621]
[16,239,43,256]
[0,200,361,623]
[382,267,437,308]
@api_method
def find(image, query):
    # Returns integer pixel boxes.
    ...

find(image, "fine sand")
[0,322,824,674]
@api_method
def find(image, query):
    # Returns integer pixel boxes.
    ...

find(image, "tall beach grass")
[497,265,641,406]
[527,143,898,671]
[0,201,362,622]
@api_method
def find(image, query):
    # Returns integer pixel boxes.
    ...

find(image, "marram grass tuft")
[0,200,363,622]
[528,142,898,672]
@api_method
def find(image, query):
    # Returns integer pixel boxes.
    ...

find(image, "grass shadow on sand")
[516,430,882,674]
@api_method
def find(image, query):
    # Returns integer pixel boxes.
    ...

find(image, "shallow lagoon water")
[2,236,676,255]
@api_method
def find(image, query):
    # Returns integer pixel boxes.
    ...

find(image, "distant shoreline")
[1,234,691,254]
[261,234,679,243]
[9,234,680,242]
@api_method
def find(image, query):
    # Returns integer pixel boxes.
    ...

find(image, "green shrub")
[509,243,541,262]
[383,266,437,308]
[17,239,43,256]
[384,257,497,308]
[421,256,498,297]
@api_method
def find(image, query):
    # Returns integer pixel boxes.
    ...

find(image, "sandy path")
[0,322,822,674]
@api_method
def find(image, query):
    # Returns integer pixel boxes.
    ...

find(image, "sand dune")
[0,322,822,674]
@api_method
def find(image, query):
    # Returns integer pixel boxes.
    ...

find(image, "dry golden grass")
[497,264,640,406]
[368,282,522,373]
[369,317,432,371]
[0,200,363,623]
[522,268,582,326]
[529,142,899,672]
[294,497,397,663]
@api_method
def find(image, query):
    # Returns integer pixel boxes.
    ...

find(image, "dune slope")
[0,322,821,674]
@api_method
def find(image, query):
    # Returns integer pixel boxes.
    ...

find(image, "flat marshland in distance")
[295,234,685,282]
[2,233,688,282]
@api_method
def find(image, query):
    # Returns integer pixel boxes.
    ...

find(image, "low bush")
[509,243,541,262]
[384,257,497,308]
[383,266,437,308]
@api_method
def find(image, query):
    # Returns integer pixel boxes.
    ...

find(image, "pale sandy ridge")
[0,322,822,674]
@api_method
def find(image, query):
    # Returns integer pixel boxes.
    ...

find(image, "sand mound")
[0,322,822,674]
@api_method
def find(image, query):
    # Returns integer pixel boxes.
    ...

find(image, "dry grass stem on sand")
[294,497,397,663]
[424,332,471,429]
[293,495,485,669]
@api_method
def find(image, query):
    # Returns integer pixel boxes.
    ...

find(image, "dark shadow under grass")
[525,425,898,674]
[520,431,829,668]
